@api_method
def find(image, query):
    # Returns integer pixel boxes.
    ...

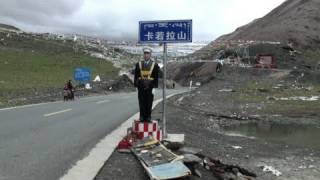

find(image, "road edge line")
[0,101,61,111]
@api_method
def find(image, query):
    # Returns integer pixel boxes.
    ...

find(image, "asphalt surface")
[0,89,183,180]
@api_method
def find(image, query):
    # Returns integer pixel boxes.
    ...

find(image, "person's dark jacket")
[67,81,73,90]
[134,61,159,90]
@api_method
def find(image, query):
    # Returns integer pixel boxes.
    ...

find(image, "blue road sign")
[139,20,192,43]
[74,68,91,82]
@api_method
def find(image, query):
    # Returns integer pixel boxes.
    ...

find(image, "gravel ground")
[96,66,320,180]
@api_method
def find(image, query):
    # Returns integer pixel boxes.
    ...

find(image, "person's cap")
[143,48,152,53]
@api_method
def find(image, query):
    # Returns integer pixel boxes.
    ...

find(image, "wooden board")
[131,138,191,180]
[143,161,191,180]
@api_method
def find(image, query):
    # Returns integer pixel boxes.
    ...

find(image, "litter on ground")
[261,165,282,176]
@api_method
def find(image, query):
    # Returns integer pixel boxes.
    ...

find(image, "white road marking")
[44,109,72,117]
[0,101,61,112]
[59,91,186,180]
[0,92,135,112]
[96,100,110,104]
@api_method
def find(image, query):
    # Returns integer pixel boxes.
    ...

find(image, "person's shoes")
[140,118,146,122]
[139,116,144,122]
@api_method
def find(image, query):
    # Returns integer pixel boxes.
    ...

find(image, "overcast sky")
[0,0,286,41]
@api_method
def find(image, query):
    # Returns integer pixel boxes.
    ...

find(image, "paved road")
[0,89,184,180]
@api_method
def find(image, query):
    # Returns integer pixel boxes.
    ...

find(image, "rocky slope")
[216,0,320,50]
[0,23,20,31]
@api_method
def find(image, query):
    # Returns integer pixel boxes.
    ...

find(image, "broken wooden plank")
[143,161,191,180]
[131,138,191,179]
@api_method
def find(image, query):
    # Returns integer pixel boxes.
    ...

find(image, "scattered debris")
[183,154,202,164]
[163,134,185,144]
[85,83,92,90]
[257,88,269,93]
[267,96,277,101]
[179,147,202,155]
[261,165,282,176]
[177,96,185,103]
[131,137,191,180]
[195,82,201,86]
[223,132,256,139]
[232,146,243,150]
[93,75,101,82]
[298,165,307,169]
[282,96,319,101]
[308,165,315,169]
[163,134,185,151]
[269,96,320,101]
[117,138,132,153]
[180,105,261,121]
[193,168,202,178]
[200,155,257,179]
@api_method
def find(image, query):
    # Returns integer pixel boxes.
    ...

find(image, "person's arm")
[134,63,139,88]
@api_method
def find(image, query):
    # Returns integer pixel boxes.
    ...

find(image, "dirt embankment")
[217,0,320,50]
[180,66,320,119]
[162,66,320,179]
[0,75,135,108]
[96,66,320,180]
[167,61,222,86]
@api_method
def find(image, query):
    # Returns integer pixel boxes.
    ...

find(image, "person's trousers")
[138,88,154,122]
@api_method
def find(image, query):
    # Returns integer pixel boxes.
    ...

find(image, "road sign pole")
[162,42,167,138]
[138,20,192,139]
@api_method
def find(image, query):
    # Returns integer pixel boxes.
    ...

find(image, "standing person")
[63,81,69,101]
[134,48,159,122]
[67,80,74,100]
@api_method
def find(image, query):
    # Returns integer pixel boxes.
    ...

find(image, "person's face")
[144,52,151,61]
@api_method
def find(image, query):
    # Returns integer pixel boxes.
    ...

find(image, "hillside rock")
[0,23,20,31]
[216,0,320,50]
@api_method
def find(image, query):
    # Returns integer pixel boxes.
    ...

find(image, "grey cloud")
[0,0,286,41]
[1,0,84,17]
[0,0,84,30]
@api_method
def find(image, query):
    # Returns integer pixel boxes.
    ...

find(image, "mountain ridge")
[0,23,20,31]
[214,0,320,50]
